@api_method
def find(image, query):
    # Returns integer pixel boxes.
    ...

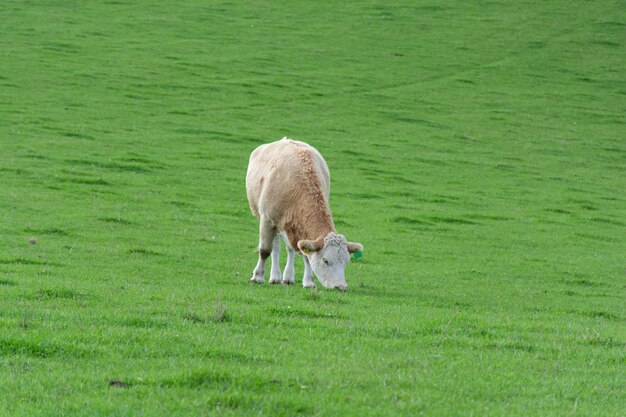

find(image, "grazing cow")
[246,138,363,290]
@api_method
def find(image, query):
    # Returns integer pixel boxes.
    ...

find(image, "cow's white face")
[298,232,363,291]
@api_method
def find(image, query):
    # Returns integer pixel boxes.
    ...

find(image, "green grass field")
[1,1,624,416]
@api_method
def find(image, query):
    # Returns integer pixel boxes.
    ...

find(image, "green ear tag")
[353,251,363,260]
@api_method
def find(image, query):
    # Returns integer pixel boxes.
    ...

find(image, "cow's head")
[297,232,363,291]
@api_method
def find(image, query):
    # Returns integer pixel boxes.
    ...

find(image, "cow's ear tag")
[353,251,363,260]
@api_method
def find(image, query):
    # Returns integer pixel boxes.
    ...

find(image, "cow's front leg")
[250,219,274,284]
[269,234,282,284]
[282,243,295,285]
[302,255,316,288]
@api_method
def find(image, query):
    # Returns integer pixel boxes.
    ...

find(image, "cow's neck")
[284,194,335,252]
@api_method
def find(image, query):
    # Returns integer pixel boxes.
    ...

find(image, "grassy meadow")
[1,1,625,416]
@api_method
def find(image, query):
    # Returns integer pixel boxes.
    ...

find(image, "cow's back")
[246,138,330,223]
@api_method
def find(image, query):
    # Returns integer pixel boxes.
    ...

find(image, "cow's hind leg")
[269,234,282,284]
[250,218,274,284]
[282,242,295,285]
[302,256,316,288]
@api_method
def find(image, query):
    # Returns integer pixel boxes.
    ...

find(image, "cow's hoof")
[303,283,316,289]
[269,277,282,284]
[282,279,294,285]
[250,276,264,284]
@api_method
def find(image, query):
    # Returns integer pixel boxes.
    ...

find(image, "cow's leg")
[282,243,295,285]
[269,234,282,284]
[302,256,316,288]
[250,219,274,284]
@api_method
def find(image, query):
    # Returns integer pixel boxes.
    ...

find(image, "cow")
[246,138,363,291]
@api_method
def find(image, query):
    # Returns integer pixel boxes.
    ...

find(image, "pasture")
[1,1,624,416]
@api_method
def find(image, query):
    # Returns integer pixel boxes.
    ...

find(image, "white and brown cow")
[246,138,363,290]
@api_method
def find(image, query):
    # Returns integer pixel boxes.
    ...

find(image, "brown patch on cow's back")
[295,148,332,221]
[278,147,336,250]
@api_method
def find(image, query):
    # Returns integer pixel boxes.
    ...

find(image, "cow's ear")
[298,238,323,254]
[347,242,363,253]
